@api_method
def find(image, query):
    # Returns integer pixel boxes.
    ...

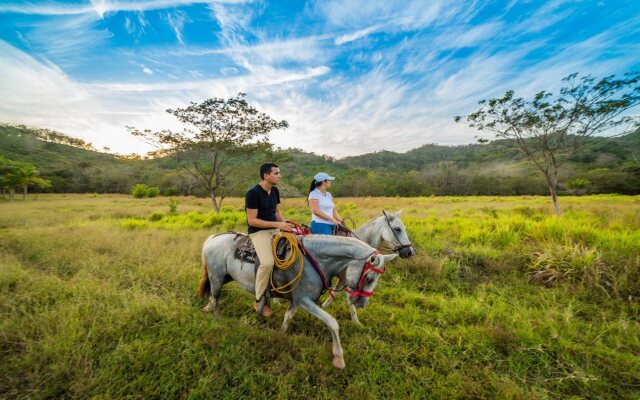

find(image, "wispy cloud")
[124,12,148,38]
[0,0,250,17]
[15,13,113,62]
[166,10,188,44]
[0,39,331,154]
[161,34,332,66]
[334,24,384,45]
[1,1,638,157]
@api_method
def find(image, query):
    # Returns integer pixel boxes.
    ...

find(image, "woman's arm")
[309,199,339,224]
[332,208,343,225]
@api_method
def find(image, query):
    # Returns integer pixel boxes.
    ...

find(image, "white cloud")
[334,24,384,45]
[0,40,155,153]
[220,66,238,75]
[0,40,331,155]
[166,10,188,44]
[1,1,638,159]
[15,13,113,62]
[0,0,250,17]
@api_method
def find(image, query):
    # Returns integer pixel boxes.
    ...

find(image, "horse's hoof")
[332,357,346,369]
[202,305,212,313]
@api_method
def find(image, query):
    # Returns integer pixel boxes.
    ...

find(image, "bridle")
[344,251,385,299]
[383,211,413,253]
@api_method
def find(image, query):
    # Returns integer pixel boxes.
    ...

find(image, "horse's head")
[381,210,415,258]
[345,252,398,308]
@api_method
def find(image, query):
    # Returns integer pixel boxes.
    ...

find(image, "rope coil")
[270,232,304,294]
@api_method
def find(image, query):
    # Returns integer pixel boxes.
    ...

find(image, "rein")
[277,221,336,300]
[297,237,337,301]
[276,221,385,301]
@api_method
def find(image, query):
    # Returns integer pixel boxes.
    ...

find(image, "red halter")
[344,251,385,299]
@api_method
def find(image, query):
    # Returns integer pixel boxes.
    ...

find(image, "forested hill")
[1,124,639,197]
[342,131,640,171]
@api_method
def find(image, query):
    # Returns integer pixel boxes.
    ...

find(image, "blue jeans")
[311,221,335,235]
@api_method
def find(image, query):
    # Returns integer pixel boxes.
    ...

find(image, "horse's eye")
[394,227,401,232]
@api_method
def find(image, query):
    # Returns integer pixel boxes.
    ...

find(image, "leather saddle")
[232,232,290,268]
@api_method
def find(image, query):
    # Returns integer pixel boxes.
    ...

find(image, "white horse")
[322,210,415,324]
[199,234,397,369]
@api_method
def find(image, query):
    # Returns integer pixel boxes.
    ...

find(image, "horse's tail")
[198,249,210,298]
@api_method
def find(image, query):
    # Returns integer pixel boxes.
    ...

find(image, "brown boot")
[254,302,273,317]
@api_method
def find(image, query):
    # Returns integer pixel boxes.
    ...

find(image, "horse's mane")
[357,214,383,230]
[302,235,376,255]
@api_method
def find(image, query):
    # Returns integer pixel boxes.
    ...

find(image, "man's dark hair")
[260,163,279,180]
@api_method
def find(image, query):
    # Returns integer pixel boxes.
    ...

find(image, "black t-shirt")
[245,184,280,234]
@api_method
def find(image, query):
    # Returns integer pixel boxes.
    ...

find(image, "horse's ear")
[394,210,403,217]
[382,209,394,220]
[382,254,398,264]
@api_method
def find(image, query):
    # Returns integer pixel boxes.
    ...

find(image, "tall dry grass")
[1,194,638,399]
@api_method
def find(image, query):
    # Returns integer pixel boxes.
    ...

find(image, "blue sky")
[0,0,638,157]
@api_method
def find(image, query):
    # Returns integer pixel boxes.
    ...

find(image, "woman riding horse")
[307,172,343,235]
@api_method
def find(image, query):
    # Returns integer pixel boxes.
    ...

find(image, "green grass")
[1,194,639,399]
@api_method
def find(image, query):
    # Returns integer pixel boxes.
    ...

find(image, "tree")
[0,157,51,201]
[0,155,11,199]
[128,93,288,211]
[455,72,640,215]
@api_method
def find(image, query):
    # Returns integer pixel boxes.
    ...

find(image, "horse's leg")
[202,270,225,316]
[321,276,344,309]
[280,304,297,334]
[347,296,361,325]
[299,298,346,369]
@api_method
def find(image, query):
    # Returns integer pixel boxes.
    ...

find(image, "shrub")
[148,212,164,222]
[146,186,160,197]
[168,198,178,215]
[131,184,160,198]
[131,184,149,198]
[163,187,178,196]
[120,219,148,230]
[203,214,224,227]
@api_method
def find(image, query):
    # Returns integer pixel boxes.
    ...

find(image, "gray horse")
[353,210,415,259]
[198,234,397,369]
[322,210,414,323]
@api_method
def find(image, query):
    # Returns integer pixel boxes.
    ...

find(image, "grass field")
[1,194,639,399]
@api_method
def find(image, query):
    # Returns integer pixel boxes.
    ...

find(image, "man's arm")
[274,206,292,231]
[247,208,291,230]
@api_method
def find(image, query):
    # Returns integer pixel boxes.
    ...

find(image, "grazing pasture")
[1,194,639,399]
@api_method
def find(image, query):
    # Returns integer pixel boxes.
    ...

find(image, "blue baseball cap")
[314,172,335,182]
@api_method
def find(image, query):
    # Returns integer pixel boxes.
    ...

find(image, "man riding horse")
[245,162,292,317]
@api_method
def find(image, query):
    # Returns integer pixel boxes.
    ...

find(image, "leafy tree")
[0,156,50,200]
[0,155,11,198]
[455,72,640,215]
[129,93,288,211]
